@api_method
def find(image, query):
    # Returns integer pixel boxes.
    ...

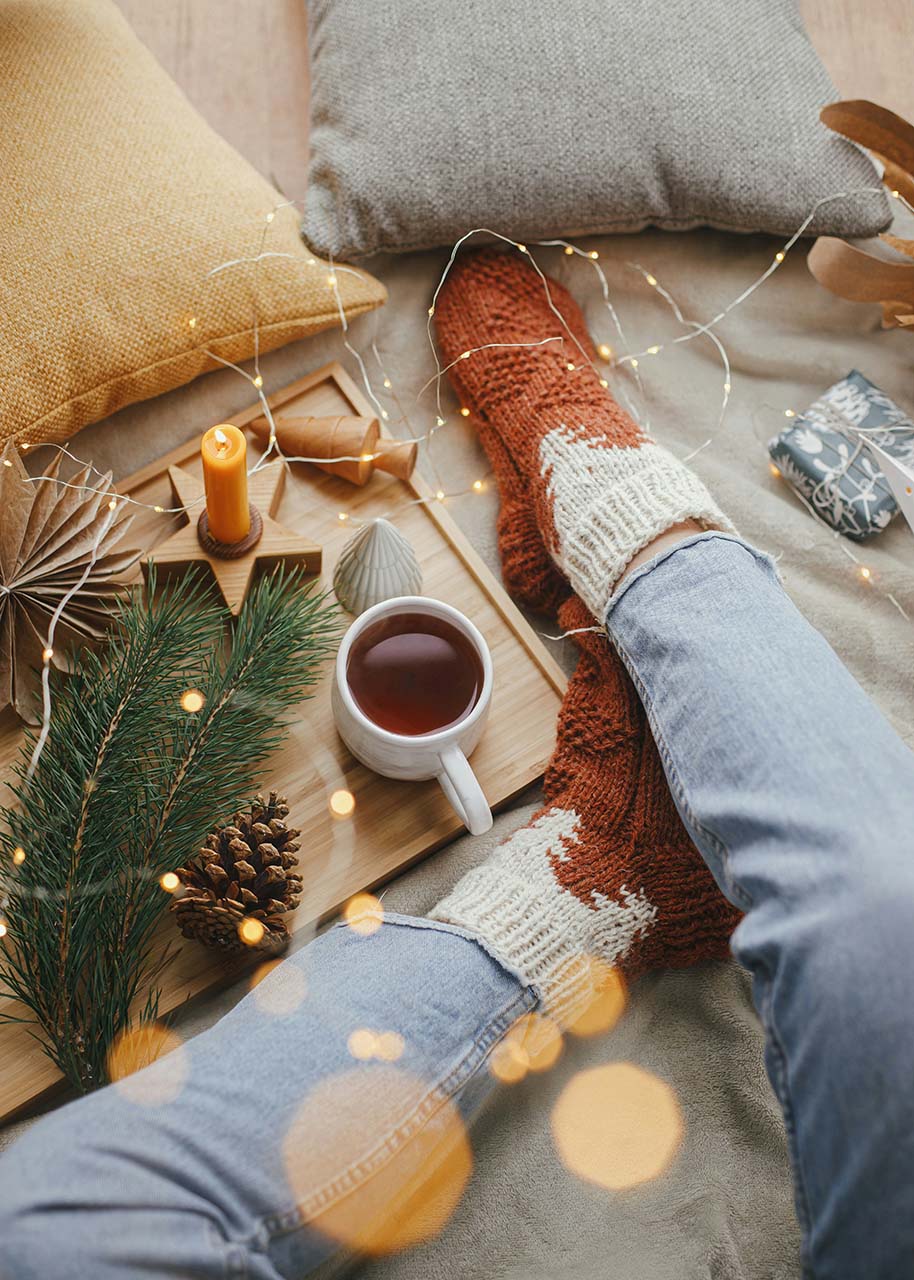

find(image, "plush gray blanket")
[3,228,913,1279]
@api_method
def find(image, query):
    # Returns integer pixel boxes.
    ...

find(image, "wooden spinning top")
[249,413,417,487]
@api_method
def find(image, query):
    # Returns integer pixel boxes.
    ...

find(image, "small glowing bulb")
[380,409,389,420]
[42,647,53,663]
[428,306,435,316]
[329,789,356,819]
[891,189,901,199]
[108,498,117,511]
[859,566,872,581]
[599,378,609,388]
[2,459,11,468]
[338,512,348,522]
[253,375,263,388]
[516,243,527,253]
[327,274,337,288]
[775,251,785,263]
[461,351,471,360]
[906,486,913,496]
[153,505,164,514]
[159,872,180,893]
[646,274,657,287]
[361,452,375,463]
[647,345,660,355]
[20,442,29,450]
[188,316,197,330]
[724,381,732,393]
[589,250,599,259]
[13,847,25,866]
[436,489,445,501]
[784,409,796,418]
[306,256,316,266]
[473,479,484,492]
[383,377,392,389]
[597,343,612,360]
[180,688,205,713]
[630,358,639,369]
[566,362,576,371]
[770,463,781,478]
[460,406,471,417]
[0,919,7,940]
[238,917,265,947]
[564,245,574,255]
[266,211,275,223]
[436,416,446,427]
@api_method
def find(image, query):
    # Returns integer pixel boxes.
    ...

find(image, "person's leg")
[605,530,914,1280]
[0,916,534,1280]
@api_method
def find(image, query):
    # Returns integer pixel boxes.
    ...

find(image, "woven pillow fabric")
[0,0,386,449]
[303,0,888,260]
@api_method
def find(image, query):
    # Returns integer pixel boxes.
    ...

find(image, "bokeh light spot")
[250,958,308,1015]
[329,788,356,819]
[180,688,205,713]
[159,871,180,893]
[348,1028,379,1060]
[107,1022,187,1107]
[344,893,383,936]
[566,958,627,1038]
[238,917,266,947]
[12,846,25,865]
[284,1067,471,1255]
[552,1062,683,1190]
[376,1030,405,1062]
[489,1037,529,1084]
[514,1013,563,1072]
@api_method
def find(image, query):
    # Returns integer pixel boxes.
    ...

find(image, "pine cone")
[171,793,302,954]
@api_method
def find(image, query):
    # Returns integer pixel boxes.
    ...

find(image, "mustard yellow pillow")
[0,0,385,448]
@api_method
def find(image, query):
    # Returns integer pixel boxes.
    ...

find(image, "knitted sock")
[432,246,736,622]
[429,249,740,1022]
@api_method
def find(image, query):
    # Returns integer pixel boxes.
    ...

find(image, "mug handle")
[437,745,493,835]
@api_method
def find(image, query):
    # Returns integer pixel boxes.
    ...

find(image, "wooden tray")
[0,362,566,1123]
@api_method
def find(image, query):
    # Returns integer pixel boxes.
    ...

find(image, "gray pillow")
[303,0,888,260]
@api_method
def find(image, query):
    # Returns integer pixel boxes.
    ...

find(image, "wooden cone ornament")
[249,414,417,486]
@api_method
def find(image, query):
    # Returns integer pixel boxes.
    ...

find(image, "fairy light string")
[4,186,912,933]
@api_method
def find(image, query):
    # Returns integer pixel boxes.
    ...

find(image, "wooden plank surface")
[0,364,566,1122]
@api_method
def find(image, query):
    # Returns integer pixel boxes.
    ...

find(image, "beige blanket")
[3,229,913,1279]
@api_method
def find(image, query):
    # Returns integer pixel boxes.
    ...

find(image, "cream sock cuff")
[554,446,736,622]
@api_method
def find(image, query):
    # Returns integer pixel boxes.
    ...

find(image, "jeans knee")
[806,876,914,1071]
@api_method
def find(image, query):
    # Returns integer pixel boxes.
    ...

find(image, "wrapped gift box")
[768,370,914,541]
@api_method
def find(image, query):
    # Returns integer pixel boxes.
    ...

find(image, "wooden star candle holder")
[142,458,322,616]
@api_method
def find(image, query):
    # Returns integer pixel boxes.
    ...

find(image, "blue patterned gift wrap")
[768,370,914,541]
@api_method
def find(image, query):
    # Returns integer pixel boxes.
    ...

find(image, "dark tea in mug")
[346,611,484,736]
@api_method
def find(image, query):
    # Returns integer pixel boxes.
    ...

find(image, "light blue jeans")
[1,534,912,1280]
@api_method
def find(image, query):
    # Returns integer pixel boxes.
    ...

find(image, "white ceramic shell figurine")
[333,517,423,615]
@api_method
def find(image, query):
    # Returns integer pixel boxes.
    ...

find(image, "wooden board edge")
[115,361,569,697]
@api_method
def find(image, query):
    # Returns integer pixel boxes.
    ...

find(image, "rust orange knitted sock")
[433,246,734,620]
[430,249,740,1019]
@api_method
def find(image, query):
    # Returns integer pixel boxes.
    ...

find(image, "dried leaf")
[820,100,914,175]
[807,237,914,304]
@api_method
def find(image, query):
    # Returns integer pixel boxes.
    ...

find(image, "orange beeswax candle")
[201,424,251,543]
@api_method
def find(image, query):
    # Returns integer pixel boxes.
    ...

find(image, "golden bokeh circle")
[284,1066,472,1255]
[107,1023,187,1107]
[552,1062,683,1190]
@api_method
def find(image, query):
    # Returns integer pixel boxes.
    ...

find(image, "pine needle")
[0,565,340,1093]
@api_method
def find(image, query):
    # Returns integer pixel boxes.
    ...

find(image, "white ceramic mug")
[331,596,494,835]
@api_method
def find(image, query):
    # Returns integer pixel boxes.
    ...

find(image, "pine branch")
[0,566,340,1093]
